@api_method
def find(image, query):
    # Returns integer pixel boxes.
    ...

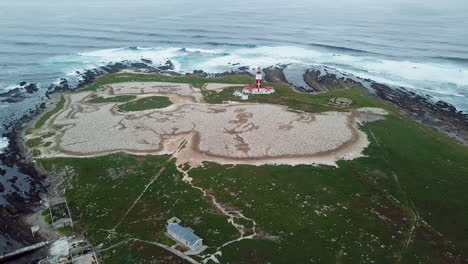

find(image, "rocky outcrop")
[0,82,39,103]
[303,69,362,92]
[263,66,289,84]
[298,67,468,144]
[159,60,175,71]
[369,82,468,143]
[141,58,152,64]
[23,83,38,94]
[190,70,209,78]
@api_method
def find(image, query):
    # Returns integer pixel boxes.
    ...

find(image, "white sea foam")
[0,137,8,153]
[50,45,468,111]
[1,84,20,92]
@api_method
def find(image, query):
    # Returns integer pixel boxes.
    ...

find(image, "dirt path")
[174,135,258,264]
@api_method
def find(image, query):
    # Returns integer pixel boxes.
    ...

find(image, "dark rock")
[8,176,17,184]
[0,88,22,98]
[238,66,250,71]
[19,81,27,86]
[370,82,468,143]
[131,62,148,69]
[435,101,457,113]
[158,60,175,71]
[24,83,38,94]
[49,78,70,93]
[192,70,208,78]
[141,58,152,64]
[0,167,6,176]
[263,66,289,83]
[303,69,363,92]
[1,98,24,104]
[0,182,4,192]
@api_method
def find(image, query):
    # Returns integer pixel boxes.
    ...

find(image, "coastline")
[1,61,467,262]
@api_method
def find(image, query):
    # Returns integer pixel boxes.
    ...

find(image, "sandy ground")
[29,81,388,167]
[203,83,245,92]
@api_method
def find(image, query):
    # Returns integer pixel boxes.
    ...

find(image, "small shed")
[167,223,203,251]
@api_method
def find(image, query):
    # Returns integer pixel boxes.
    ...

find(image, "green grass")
[41,209,53,225]
[41,132,55,139]
[25,138,43,148]
[37,153,239,262]
[203,82,392,114]
[189,115,468,263]
[87,95,136,104]
[57,226,74,236]
[116,96,172,112]
[35,96,66,129]
[25,128,34,135]
[32,149,41,157]
[35,73,467,263]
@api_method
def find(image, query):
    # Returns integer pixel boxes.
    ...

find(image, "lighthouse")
[243,67,275,95]
[255,67,263,88]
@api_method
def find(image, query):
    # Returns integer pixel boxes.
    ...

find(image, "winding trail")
[175,135,258,263]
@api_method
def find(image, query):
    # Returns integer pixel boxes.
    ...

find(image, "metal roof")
[167,223,202,245]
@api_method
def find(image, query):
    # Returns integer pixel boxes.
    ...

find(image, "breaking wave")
[45,45,468,111]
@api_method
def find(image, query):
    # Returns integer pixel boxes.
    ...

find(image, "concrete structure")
[167,223,203,251]
[233,90,249,100]
[329,97,352,106]
[243,67,275,95]
[167,216,181,225]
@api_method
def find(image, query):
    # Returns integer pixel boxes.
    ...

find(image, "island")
[17,72,468,264]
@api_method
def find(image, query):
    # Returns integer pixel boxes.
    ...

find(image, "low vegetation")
[87,95,136,104]
[25,137,43,148]
[116,96,172,112]
[37,154,239,263]
[32,73,467,263]
[35,96,65,129]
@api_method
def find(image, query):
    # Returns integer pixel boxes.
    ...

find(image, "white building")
[167,223,203,251]
[243,86,275,95]
[233,90,249,100]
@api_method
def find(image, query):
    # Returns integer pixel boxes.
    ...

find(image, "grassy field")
[34,96,65,129]
[37,154,239,263]
[116,96,172,112]
[32,73,468,263]
[190,115,468,263]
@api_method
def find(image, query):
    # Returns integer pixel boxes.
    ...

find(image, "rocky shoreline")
[263,65,468,144]
[0,60,466,261]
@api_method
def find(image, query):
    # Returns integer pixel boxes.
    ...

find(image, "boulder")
[159,60,175,71]
[24,83,38,94]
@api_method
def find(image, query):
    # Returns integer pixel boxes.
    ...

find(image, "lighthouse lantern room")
[243,67,275,95]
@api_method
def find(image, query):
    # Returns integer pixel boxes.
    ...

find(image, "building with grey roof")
[166,223,203,251]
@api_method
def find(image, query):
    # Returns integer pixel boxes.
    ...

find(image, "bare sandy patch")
[204,83,245,92]
[108,82,204,103]
[31,82,387,167]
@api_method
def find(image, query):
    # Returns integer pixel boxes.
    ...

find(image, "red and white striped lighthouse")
[255,67,263,88]
[243,66,275,95]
